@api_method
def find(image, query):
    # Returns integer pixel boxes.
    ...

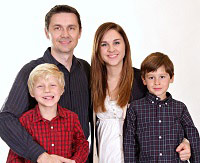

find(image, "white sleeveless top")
[96,96,125,163]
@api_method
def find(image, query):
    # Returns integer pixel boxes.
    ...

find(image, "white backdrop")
[0,0,200,162]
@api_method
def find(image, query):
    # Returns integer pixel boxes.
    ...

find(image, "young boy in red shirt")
[7,63,89,163]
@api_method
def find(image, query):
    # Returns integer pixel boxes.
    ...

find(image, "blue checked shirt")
[123,92,200,163]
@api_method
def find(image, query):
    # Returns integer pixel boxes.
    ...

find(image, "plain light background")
[0,0,200,162]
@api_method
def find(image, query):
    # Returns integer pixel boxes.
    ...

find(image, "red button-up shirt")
[7,104,89,163]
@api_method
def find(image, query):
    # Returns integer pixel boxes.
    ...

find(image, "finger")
[176,143,184,152]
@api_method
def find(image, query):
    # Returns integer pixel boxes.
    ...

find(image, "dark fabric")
[123,92,200,163]
[0,48,91,162]
[7,104,89,163]
[130,68,147,102]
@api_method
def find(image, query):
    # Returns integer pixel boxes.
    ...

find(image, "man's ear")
[45,28,50,39]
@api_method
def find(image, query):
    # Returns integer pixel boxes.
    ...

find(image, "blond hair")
[28,63,65,94]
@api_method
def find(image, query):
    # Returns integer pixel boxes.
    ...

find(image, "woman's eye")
[114,41,120,45]
[101,43,107,47]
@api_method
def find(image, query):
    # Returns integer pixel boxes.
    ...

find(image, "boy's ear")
[30,92,35,98]
[141,77,147,85]
[170,75,174,83]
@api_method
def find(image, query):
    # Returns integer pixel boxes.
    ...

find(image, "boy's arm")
[123,105,138,163]
[71,114,89,163]
[0,65,45,162]
[180,104,200,162]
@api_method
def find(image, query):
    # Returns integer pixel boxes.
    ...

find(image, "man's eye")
[54,27,61,30]
[69,27,75,30]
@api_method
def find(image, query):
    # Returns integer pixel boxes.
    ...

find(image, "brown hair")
[141,52,174,79]
[91,22,133,113]
[45,5,81,30]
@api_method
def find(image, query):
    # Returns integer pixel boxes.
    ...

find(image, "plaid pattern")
[7,105,89,163]
[123,92,200,163]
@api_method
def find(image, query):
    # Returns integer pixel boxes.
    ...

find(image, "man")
[0,5,92,163]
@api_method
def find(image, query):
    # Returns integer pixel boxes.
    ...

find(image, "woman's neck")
[106,64,122,100]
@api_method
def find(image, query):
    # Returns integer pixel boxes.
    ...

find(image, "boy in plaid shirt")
[123,52,200,162]
[7,63,89,163]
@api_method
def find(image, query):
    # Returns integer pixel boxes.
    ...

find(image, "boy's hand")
[37,152,74,163]
[176,138,191,161]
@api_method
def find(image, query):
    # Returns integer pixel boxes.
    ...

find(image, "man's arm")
[0,65,45,162]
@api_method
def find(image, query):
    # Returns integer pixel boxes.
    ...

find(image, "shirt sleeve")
[71,114,89,163]
[6,149,25,163]
[0,64,45,162]
[181,104,200,162]
[123,104,138,163]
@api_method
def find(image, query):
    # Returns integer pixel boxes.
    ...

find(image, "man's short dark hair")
[45,5,82,30]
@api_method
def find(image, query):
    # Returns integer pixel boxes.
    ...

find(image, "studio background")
[0,0,200,162]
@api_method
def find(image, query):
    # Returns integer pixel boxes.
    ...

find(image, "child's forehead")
[35,74,59,82]
[146,66,168,75]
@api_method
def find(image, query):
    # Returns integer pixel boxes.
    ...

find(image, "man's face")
[45,12,81,56]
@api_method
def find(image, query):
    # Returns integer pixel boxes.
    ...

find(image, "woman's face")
[100,29,125,68]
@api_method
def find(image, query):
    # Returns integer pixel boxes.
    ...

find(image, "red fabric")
[7,104,89,163]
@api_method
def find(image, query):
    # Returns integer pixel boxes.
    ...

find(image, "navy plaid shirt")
[123,92,200,163]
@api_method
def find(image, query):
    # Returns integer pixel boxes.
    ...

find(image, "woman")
[91,22,191,163]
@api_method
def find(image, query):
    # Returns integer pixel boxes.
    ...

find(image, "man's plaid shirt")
[123,92,200,163]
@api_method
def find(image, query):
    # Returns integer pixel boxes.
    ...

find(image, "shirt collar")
[43,47,79,72]
[146,91,172,105]
[33,104,68,123]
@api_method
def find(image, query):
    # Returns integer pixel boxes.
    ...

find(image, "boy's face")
[31,75,64,109]
[142,66,174,100]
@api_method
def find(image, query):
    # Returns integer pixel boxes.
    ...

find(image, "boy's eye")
[51,84,56,87]
[160,76,165,79]
[148,77,154,80]
[37,85,43,88]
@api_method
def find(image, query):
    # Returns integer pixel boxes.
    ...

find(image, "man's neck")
[51,49,73,71]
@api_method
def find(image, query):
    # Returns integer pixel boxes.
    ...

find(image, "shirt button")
[119,134,122,137]
[159,153,162,156]
[159,105,161,107]
[165,102,168,105]
[152,101,154,104]
[156,98,159,100]
[51,126,54,129]
[51,144,54,147]
[159,120,162,123]
[159,136,162,139]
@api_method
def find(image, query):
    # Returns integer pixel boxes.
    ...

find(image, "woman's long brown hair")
[91,22,133,113]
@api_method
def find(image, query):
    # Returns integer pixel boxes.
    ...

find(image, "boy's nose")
[44,86,50,92]
[154,79,160,85]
